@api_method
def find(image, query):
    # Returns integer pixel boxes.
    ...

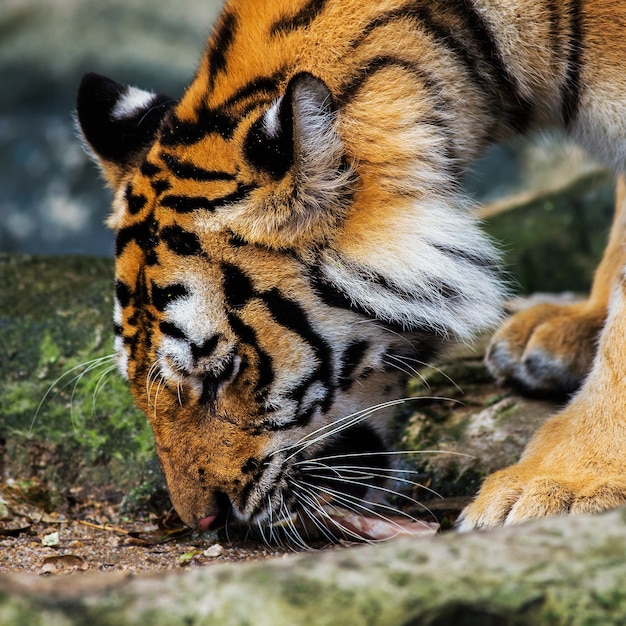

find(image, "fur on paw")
[457,465,626,531]
[486,302,605,395]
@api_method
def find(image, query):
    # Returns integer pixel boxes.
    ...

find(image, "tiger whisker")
[295,496,340,544]
[31,353,116,432]
[145,361,161,407]
[90,364,119,417]
[293,483,369,544]
[279,398,411,461]
[387,353,464,394]
[300,470,438,516]
[67,356,118,433]
[152,375,167,423]
[299,479,434,533]
[293,490,343,544]
[296,449,475,464]
[301,462,429,489]
[383,356,425,383]
[283,396,464,463]
[301,463,443,502]
[277,499,309,551]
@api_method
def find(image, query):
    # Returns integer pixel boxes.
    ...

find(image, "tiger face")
[76,1,503,533]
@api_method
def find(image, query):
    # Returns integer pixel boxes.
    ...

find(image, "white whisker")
[31,354,116,432]
[296,449,474,465]
[300,479,434,534]
[279,398,411,461]
[293,482,369,544]
[301,462,443,501]
[90,364,119,418]
[389,352,464,394]
[301,471,436,513]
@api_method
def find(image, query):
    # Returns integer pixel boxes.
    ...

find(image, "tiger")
[76,0,626,536]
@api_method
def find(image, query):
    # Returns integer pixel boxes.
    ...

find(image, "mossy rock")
[0,254,161,503]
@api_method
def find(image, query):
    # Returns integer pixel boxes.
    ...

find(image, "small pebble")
[41,532,60,547]
[203,544,224,558]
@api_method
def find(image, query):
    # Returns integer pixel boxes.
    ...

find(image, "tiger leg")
[486,175,626,395]
[459,180,626,530]
[458,256,626,530]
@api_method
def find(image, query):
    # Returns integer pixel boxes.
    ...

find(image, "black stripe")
[207,12,238,90]
[338,340,370,391]
[151,282,189,311]
[309,268,374,319]
[116,212,159,258]
[545,0,563,56]
[338,56,424,105]
[151,179,171,196]
[160,225,202,257]
[451,0,532,132]
[140,159,161,177]
[227,313,274,395]
[115,280,133,308]
[159,195,217,213]
[345,2,531,133]
[162,75,282,149]
[431,243,495,269]
[159,320,187,341]
[159,184,254,213]
[270,0,328,35]
[160,152,236,182]
[222,263,256,310]
[561,0,584,127]
[308,266,447,334]
[125,183,148,215]
[339,55,461,173]
[221,74,283,110]
[161,109,238,146]
[352,5,494,106]
[262,288,335,417]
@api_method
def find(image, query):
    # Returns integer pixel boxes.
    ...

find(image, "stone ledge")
[1,508,625,625]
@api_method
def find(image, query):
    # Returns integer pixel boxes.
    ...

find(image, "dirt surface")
[0,490,306,575]
[0,486,459,575]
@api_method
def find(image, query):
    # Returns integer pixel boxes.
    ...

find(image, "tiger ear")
[244,72,339,179]
[76,72,174,186]
[240,72,354,247]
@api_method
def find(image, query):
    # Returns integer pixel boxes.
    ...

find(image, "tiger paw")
[486,301,605,395]
[457,465,626,531]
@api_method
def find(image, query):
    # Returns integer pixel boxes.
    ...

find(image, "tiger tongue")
[197,515,218,532]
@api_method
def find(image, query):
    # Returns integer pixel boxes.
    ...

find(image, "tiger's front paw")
[486,302,604,395]
[457,464,626,531]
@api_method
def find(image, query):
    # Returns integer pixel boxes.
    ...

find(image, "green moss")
[0,254,158,496]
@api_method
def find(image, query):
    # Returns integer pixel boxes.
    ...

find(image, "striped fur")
[77,0,626,533]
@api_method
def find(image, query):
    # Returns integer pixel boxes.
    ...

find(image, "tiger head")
[76,64,501,534]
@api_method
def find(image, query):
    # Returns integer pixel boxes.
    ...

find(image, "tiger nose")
[196,491,231,532]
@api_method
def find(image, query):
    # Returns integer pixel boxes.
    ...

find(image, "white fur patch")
[263,98,282,138]
[111,86,157,121]
[320,193,505,340]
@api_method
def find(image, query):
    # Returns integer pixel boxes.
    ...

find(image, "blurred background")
[0,0,614,288]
